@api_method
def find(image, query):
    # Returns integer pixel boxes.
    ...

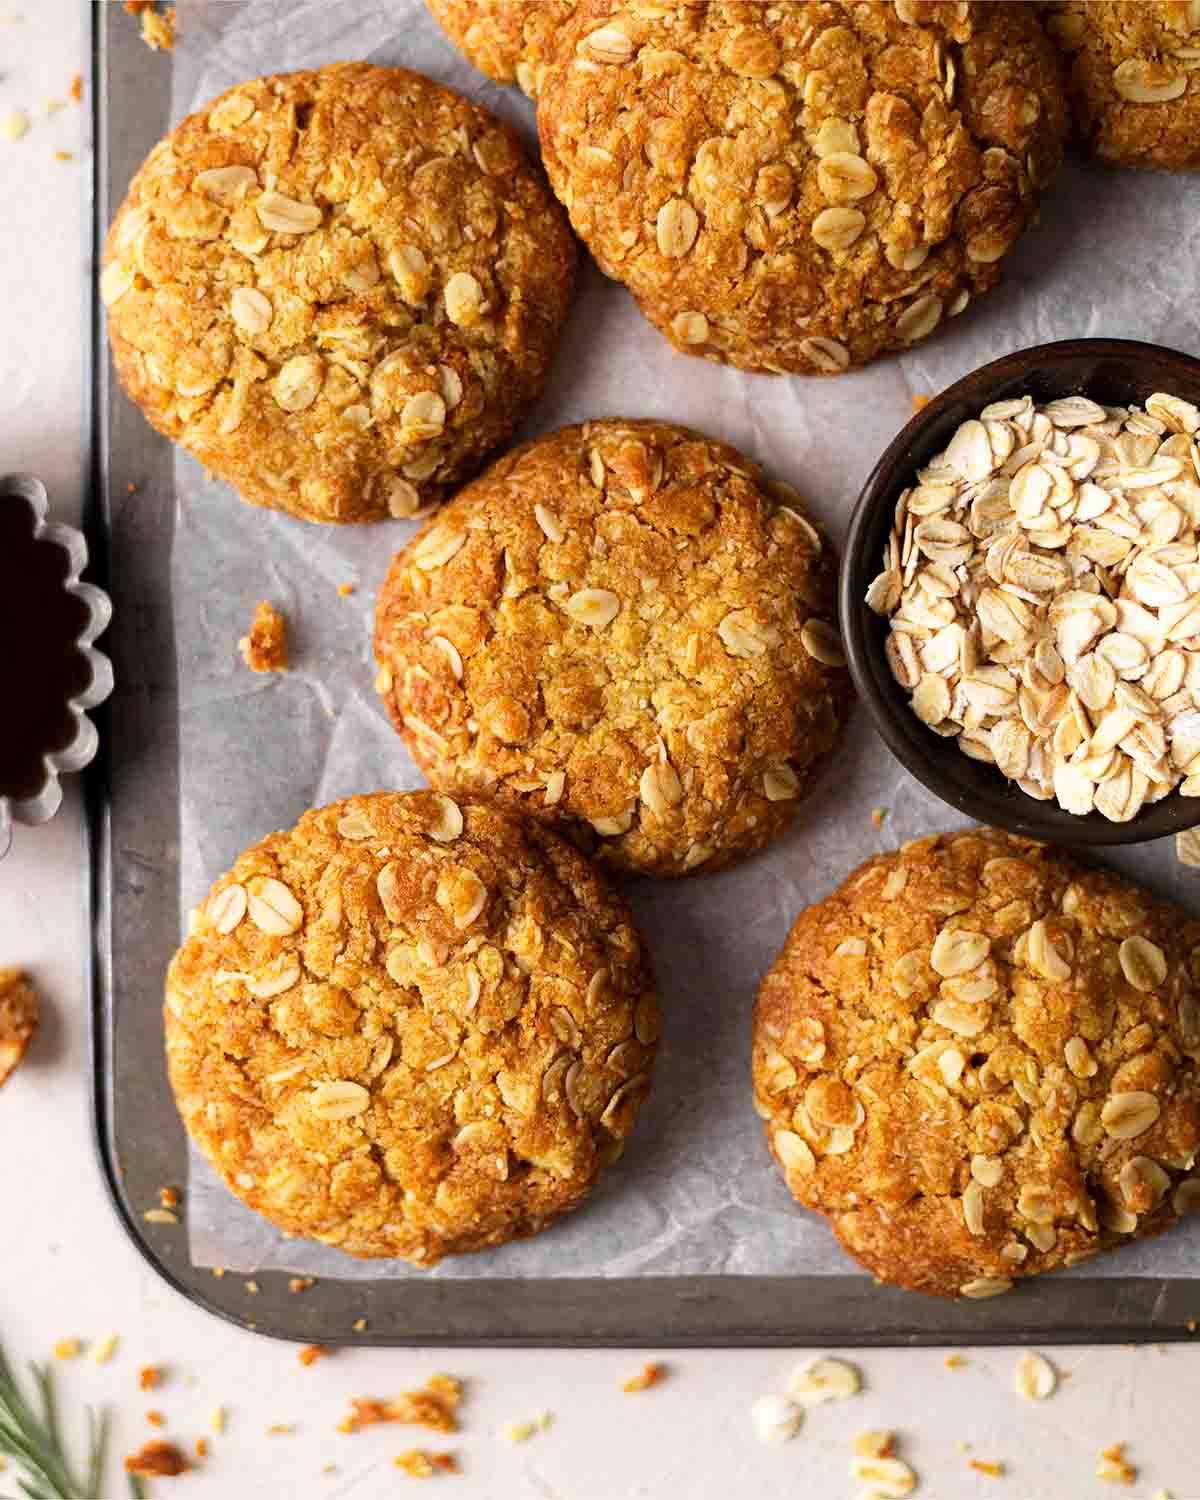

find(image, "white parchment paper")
[168,0,1200,1278]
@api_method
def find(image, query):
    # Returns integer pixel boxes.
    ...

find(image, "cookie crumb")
[289,1277,315,1294]
[210,1407,226,1435]
[194,1437,208,1460]
[1,109,30,143]
[622,1362,664,1393]
[395,1450,458,1478]
[92,1334,119,1366]
[337,583,355,597]
[268,1424,295,1436]
[211,1266,225,1278]
[912,394,932,413]
[140,1365,163,1390]
[54,149,72,161]
[340,1378,460,1435]
[944,1353,966,1369]
[870,806,887,829]
[298,1345,329,1367]
[1096,1442,1137,1485]
[1187,1319,1197,1333]
[70,72,82,102]
[969,1459,1005,1477]
[853,1430,894,1459]
[54,1339,81,1361]
[239,600,289,674]
[158,1186,180,1208]
[146,1411,165,1428]
[0,968,39,1089]
[352,1318,368,1333]
[501,1421,537,1444]
[138,3,174,50]
[244,1281,259,1295]
[125,1440,189,1479]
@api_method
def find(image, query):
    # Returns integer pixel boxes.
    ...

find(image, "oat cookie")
[426,0,578,96]
[102,63,576,524]
[373,420,851,878]
[165,791,657,1263]
[0,968,38,1089]
[1046,2,1200,170]
[537,1,1067,374]
[753,829,1200,1297]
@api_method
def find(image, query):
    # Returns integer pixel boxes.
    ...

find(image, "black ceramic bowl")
[839,338,1200,847]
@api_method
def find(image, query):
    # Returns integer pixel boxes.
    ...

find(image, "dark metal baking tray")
[84,0,1200,1345]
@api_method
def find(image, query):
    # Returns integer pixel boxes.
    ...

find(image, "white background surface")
[0,3,1197,1496]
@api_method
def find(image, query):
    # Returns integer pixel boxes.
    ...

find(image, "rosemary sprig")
[0,1341,139,1499]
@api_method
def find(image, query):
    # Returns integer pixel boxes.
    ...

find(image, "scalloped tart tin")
[0,474,113,857]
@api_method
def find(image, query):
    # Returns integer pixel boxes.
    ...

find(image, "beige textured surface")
[426,0,578,96]
[536,0,1068,374]
[103,62,576,523]
[373,420,851,878]
[165,792,657,1264]
[754,829,1200,1297]
[0,966,38,1089]
[1047,1,1200,170]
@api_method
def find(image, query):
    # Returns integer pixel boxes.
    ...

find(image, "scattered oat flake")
[289,1277,314,1294]
[1096,1442,1137,1485]
[298,1345,329,1367]
[92,1334,119,1365]
[70,72,82,101]
[245,1281,259,1295]
[2,109,30,143]
[143,1207,178,1224]
[54,149,73,161]
[622,1362,664,1392]
[535,1411,553,1431]
[944,1353,966,1369]
[1013,1350,1057,1401]
[210,1407,226,1435]
[352,1318,367,1332]
[853,1430,894,1459]
[46,99,64,114]
[125,1440,189,1478]
[268,1424,295,1436]
[140,1366,163,1390]
[970,1459,1005,1477]
[54,1339,81,1361]
[502,1421,537,1444]
[788,1356,861,1405]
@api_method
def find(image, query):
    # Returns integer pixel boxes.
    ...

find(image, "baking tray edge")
[81,0,1200,1347]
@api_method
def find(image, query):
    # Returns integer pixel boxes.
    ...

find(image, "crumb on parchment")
[1097,1442,1137,1485]
[239,600,289,673]
[340,1377,462,1435]
[299,1345,329,1367]
[622,1362,664,1393]
[395,1450,459,1478]
[124,1440,189,1479]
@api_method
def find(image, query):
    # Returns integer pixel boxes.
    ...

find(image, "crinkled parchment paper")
[167,0,1200,1278]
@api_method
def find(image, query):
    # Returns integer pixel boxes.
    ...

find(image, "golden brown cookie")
[426,0,578,96]
[165,791,658,1264]
[753,829,1200,1298]
[373,420,851,878]
[102,63,576,524]
[537,1,1067,374]
[1046,2,1200,170]
[0,968,38,1089]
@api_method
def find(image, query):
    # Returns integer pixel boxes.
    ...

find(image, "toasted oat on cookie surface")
[0,968,39,1089]
[102,63,575,524]
[536,1,1067,374]
[1046,1,1200,171]
[164,792,658,1264]
[426,0,578,96]
[753,829,1200,1297]
[373,420,851,878]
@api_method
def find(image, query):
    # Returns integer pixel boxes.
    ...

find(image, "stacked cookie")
[103,6,1200,1295]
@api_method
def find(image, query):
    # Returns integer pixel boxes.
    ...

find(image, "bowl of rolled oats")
[840,338,1200,845]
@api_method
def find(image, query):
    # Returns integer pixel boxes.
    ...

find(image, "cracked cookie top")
[373,420,851,878]
[754,828,1200,1297]
[537,0,1067,373]
[165,792,657,1264]
[102,62,576,523]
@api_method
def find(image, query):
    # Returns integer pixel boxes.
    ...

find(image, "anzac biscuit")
[102,63,576,523]
[426,0,578,96]
[373,420,851,877]
[537,1,1067,373]
[0,968,38,1089]
[1046,2,1200,170]
[165,792,658,1264]
[753,829,1200,1297]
